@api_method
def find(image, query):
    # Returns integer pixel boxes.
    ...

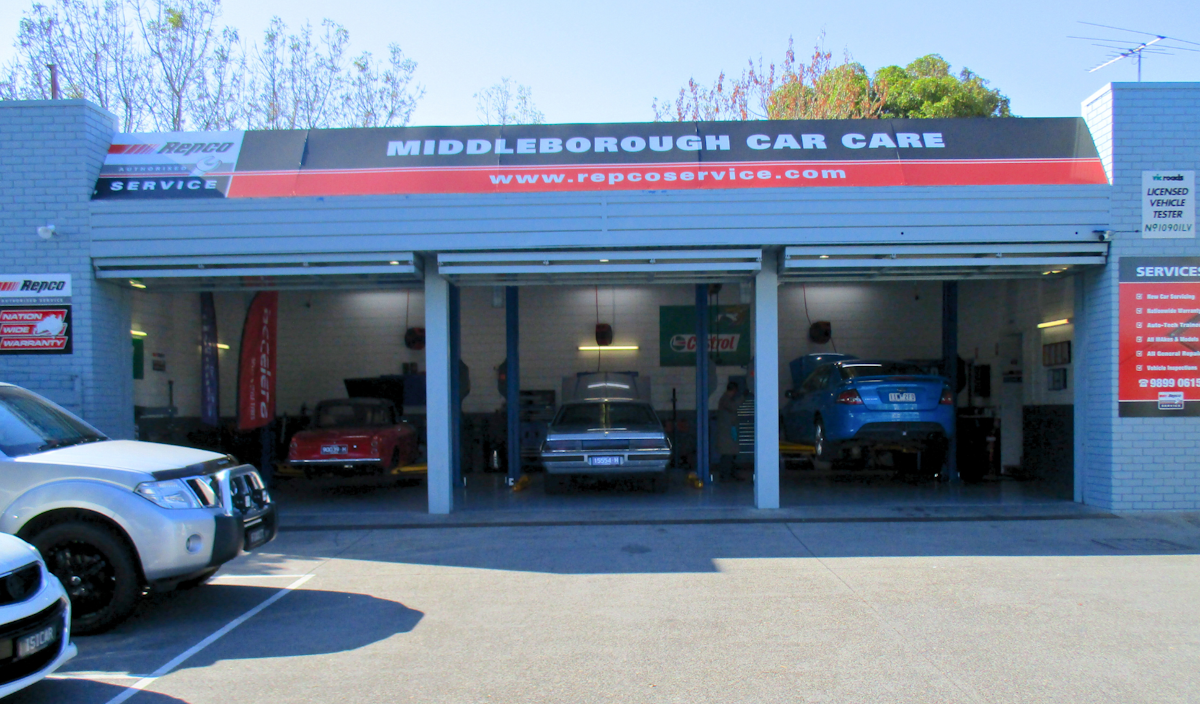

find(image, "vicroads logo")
[1152,174,1185,181]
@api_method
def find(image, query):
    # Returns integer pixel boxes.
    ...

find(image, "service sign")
[0,274,72,355]
[92,131,246,200]
[92,118,1107,200]
[1119,258,1200,416]
[659,305,750,367]
[1142,171,1195,239]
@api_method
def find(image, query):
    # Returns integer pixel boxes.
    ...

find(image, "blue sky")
[3,0,1198,126]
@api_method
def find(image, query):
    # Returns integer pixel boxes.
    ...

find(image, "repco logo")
[158,141,234,157]
[19,280,67,293]
[670,333,740,353]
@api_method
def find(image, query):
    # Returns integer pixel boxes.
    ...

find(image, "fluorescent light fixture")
[130,329,147,337]
[1037,318,1071,329]
[388,261,401,265]
[578,345,638,351]
[216,343,230,350]
[819,255,830,259]
[129,280,146,289]
[587,382,631,389]
[599,259,609,262]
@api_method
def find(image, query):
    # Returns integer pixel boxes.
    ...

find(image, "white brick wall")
[0,100,132,437]
[1081,82,1200,510]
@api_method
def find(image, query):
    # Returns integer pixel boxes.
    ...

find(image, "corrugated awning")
[780,241,1108,281]
[93,251,422,291]
[436,248,762,285]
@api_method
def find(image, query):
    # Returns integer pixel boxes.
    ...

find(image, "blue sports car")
[782,358,954,474]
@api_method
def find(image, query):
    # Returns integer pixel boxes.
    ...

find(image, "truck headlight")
[135,479,202,509]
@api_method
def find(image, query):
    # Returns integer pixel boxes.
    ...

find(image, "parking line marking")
[211,573,310,579]
[103,573,314,704]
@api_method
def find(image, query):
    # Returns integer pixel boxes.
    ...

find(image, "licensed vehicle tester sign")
[93,118,1107,200]
[1142,171,1194,238]
[0,274,72,355]
[1119,259,1200,416]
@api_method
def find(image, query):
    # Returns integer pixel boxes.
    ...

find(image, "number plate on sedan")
[888,392,917,403]
[244,523,269,550]
[320,444,347,455]
[16,625,56,659]
[589,456,622,466]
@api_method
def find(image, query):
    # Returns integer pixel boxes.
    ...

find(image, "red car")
[286,398,421,477]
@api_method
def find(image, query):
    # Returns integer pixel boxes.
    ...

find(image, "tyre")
[389,448,401,472]
[175,567,220,591]
[33,522,140,634]
[813,420,834,471]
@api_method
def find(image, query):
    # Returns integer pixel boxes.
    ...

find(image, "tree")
[474,77,543,125]
[2,0,424,131]
[653,36,1010,121]
[873,54,1011,118]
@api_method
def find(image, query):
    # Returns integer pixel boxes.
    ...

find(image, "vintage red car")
[286,398,421,477]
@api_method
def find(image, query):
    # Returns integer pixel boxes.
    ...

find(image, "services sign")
[1119,258,1200,416]
[0,274,72,355]
[659,305,750,367]
[93,118,1107,200]
[1142,170,1194,238]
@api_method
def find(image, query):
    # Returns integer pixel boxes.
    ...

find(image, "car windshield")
[0,386,107,457]
[313,401,393,428]
[839,362,929,380]
[554,402,659,429]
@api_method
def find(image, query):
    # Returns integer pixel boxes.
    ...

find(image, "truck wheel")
[34,522,140,634]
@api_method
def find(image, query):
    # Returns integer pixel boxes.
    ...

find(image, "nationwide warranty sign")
[92,118,1107,200]
[0,274,72,355]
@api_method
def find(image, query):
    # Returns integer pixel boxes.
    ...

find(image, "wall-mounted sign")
[92,119,1106,200]
[659,304,750,367]
[0,274,72,355]
[1119,258,1200,416]
[1142,170,1194,238]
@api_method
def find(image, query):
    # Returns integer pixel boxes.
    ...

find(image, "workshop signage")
[93,118,1107,200]
[1119,258,1200,416]
[659,305,750,367]
[0,274,72,355]
[1142,170,1194,239]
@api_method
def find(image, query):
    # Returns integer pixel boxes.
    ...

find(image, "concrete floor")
[271,466,1070,527]
[20,511,1200,704]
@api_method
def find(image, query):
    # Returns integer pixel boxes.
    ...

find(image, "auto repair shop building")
[1,82,1197,513]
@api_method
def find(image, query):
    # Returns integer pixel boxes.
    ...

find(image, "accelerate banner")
[93,118,1106,200]
[236,291,277,431]
[200,292,220,426]
[1119,258,1200,417]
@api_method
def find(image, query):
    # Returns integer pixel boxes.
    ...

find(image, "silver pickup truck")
[0,383,277,633]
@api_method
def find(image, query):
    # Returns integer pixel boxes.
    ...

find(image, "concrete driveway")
[14,511,1200,704]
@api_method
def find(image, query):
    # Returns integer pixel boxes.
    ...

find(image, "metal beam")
[696,285,710,483]
[754,249,780,509]
[942,281,959,483]
[424,263,454,514]
[506,286,521,486]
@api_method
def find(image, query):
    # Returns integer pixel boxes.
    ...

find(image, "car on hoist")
[782,358,954,475]
[540,398,672,493]
[285,398,421,478]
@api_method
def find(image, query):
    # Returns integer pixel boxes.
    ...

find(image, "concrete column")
[1073,271,1088,504]
[449,284,462,488]
[695,285,710,481]
[424,263,454,514]
[505,286,521,485]
[754,250,780,509]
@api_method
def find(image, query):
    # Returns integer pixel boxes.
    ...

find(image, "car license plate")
[320,444,347,455]
[244,522,268,550]
[589,455,622,466]
[888,392,916,403]
[16,625,56,659]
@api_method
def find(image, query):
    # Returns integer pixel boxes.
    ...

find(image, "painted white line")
[103,573,314,704]
[211,574,310,579]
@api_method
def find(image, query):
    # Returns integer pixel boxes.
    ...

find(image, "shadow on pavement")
[64,584,422,678]
[6,677,190,704]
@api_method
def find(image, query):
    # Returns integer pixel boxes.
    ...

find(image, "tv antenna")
[1069,22,1200,81]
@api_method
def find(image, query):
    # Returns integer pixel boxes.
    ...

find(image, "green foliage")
[873,54,1012,118]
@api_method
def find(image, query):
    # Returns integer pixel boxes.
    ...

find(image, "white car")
[0,533,76,698]
[0,383,276,634]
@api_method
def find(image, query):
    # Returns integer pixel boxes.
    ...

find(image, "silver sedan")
[540,399,671,493]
